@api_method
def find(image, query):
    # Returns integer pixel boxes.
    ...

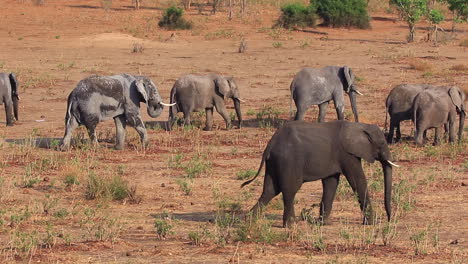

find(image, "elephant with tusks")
[61,74,174,150]
[0,73,19,126]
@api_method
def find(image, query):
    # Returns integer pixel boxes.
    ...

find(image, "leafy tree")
[275,3,317,29]
[390,0,428,42]
[315,0,371,29]
[445,0,467,31]
[428,9,444,44]
[158,6,193,30]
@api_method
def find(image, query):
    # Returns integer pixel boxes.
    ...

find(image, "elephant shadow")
[151,211,283,226]
[4,137,63,150]
[241,118,289,129]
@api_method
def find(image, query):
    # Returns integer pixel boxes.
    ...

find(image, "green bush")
[276,3,317,29]
[158,6,192,30]
[316,0,371,29]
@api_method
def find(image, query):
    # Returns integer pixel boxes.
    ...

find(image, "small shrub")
[450,64,468,71]
[236,169,256,180]
[460,39,468,47]
[132,43,144,53]
[85,172,139,202]
[158,6,193,30]
[154,218,173,240]
[176,178,193,195]
[275,3,317,29]
[408,59,432,72]
[316,0,371,29]
[272,41,283,48]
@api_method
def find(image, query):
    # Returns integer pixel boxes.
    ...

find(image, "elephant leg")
[448,114,456,143]
[319,174,340,225]
[334,101,345,121]
[282,186,300,228]
[85,124,98,146]
[294,104,307,121]
[433,127,441,146]
[215,104,232,130]
[183,110,192,127]
[4,100,14,126]
[61,116,79,150]
[133,116,148,147]
[203,108,214,131]
[396,122,402,142]
[114,115,127,150]
[318,102,329,123]
[387,118,396,143]
[250,172,279,219]
[343,159,374,225]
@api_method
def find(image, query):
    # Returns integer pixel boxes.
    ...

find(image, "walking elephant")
[168,74,242,131]
[61,74,174,150]
[385,84,431,143]
[290,66,362,122]
[413,86,465,145]
[242,121,398,227]
[0,73,19,126]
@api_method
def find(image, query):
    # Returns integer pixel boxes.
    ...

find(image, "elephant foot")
[203,126,212,131]
[283,217,296,228]
[6,123,14,127]
[114,144,124,150]
[59,144,70,152]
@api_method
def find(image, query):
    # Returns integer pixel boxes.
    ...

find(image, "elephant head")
[448,86,466,142]
[340,123,395,221]
[214,76,243,127]
[342,66,361,123]
[135,77,174,118]
[9,73,19,121]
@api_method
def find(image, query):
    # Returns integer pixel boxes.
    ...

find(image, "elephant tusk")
[237,98,246,103]
[160,102,176,106]
[387,160,400,167]
[354,90,364,96]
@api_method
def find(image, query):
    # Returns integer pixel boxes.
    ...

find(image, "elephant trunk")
[147,101,163,118]
[349,90,359,122]
[458,110,465,143]
[382,161,393,221]
[13,96,19,121]
[233,98,242,128]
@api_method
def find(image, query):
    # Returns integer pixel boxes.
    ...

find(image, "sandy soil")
[0,0,467,263]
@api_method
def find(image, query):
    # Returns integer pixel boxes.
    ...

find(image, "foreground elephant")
[385,84,431,144]
[413,86,465,145]
[0,73,19,126]
[290,66,362,122]
[242,121,397,227]
[168,74,242,130]
[61,74,174,150]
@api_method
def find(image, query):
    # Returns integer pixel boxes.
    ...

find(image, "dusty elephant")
[290,66,362,122]
[168,74,242,130]
[242,121,398,227]
[61,74,174,150]
[413,86,466,145]
[385,83,432,144]
[0,73,19,126]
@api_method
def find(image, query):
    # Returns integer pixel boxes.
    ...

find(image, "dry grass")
[450,64,468,72]
[408,59,433,72]
[460,39,468,47]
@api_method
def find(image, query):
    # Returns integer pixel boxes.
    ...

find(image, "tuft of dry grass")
[449,64,467,72]
[459,39,468,47]
[408,59,433,72]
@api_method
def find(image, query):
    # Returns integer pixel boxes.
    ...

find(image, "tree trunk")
[407,23,416,43]
[229,0,232,20]
[135,0,140,10]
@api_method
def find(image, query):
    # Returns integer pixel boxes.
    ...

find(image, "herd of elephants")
[0,65,465,227]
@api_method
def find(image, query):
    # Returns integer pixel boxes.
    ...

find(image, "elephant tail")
[241,141,273,188]
[65,93,80,127]
[168,85,177,122]
[289,79,296,119]
[384,97,390,133]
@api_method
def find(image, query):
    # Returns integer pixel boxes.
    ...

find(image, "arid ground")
[0,0,467,263]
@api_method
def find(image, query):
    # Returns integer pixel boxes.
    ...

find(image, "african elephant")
[385,84,431,144]
[413,86,465,145]
[290,66,362,122]
[0,73,19,126]
[242,121,398,227]
[61,74,174,150]
[168,74,242,131]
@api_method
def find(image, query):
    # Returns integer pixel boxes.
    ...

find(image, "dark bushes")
[315,0,371,29]
[276,3,317,29]
[158,6,193,30]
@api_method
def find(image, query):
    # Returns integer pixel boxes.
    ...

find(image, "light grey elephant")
[61,74,174,150]
[385,84,431,143]
[168,74,242,131]
[0,73,19,126]
[290,66,362,122]
[413,86,466,145]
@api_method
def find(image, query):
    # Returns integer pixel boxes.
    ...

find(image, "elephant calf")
[168,74,242,131]
[413,86,465,145]
[242,120,398,227]
[61,74,174,150]
[0,73,19,126]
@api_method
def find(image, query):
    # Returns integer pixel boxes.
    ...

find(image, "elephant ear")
[135,79,148,103]
[226,77,240,98]
[343,66,354,93]
[9,73,19,98]
[340,123,381,163]
[214,76,230,98]
[448,86,464,112]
